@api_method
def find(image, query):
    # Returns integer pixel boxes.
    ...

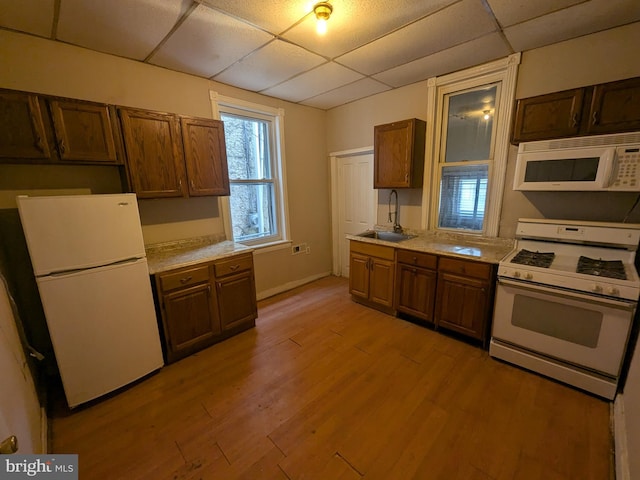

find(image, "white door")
[0,276,43,453]
[335,152,376,277]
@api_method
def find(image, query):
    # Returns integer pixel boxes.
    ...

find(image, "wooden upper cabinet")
[511,88,585,143]
[0,91,51,161]
[374,118,426,189]
[511,76,640,143]
[119,108,187,199]
[586,77,640,135]
[49,99,119,163]
[181,117,230,196]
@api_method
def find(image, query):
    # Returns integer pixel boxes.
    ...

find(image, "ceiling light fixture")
[313,2,333,35]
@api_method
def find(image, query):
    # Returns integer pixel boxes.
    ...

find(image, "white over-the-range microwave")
[513,131,640,191]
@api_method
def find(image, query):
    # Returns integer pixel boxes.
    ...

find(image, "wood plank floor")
[50,276,613,480]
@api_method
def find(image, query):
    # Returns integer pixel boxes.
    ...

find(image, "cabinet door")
[374,118,425,188]
[181,117,230,196]
[0,91,51,160]
[216,270,257,331]
[349,252,370,300]
[369,257,395,308]
[163,283,220,362]
[119,108,187,198]
[49,99,119,164]
[586,77,640,135]
[511,89,585,143]
[395,264,437,323]
[435,272,490,341]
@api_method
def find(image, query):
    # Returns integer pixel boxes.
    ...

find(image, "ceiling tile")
[486,0,584,28]
[301,78,391,110]
[149,4,274,77]
[0,0,55,37]
[336,0,498,75]
[57,0,192,60]
[262,62,364,103]
[197,0,309,34]
[214,39,326,92]
[282,0,459,59]
[374,33,512,87]
[504,0,640,52]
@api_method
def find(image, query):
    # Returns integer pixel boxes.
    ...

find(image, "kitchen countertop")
[346,229,514,264]
[145,234,254,275]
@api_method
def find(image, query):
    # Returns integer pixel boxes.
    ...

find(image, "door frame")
[330,146,377,277]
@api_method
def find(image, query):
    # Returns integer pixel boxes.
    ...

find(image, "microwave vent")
[520,131,640,152]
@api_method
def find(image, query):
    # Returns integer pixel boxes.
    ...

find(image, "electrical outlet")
[292,243,308,255]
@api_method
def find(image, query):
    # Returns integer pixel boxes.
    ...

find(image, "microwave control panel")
[610,147,640,190]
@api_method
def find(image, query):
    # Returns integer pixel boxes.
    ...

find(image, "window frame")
[210,91,290,249]
[422,54,520,237]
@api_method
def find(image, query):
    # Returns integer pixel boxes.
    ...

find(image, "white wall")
[0,273,43,453]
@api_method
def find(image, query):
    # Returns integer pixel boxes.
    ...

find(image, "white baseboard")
[256,272,333,301]
[614,394,630,480]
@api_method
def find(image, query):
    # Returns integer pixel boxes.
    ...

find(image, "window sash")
[217,103,284,245]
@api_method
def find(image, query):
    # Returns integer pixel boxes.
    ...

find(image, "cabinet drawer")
[438,257,492,280]
[159,265,210,291]
[214,254,253,278]
[350,240,395,261]
[396,249,437,269]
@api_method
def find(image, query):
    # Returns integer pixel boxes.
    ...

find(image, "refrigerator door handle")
[48,257,144,277]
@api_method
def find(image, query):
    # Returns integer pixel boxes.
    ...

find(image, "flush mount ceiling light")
[313,2,333,35]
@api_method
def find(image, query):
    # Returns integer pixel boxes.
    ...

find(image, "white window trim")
[210,91,291,250]
[422,53,520,237]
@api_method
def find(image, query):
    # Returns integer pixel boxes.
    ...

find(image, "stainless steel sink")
[356,230,415,242]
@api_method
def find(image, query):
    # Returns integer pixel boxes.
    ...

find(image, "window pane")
[229,183,276,241]
[444,85,497,163]
[220,113,271,180]
[438,164,488,231]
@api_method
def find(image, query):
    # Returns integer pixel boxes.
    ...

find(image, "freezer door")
[17,194,146,276]
[36,258,164,407]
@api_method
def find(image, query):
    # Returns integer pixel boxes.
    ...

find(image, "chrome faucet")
[388,189,402,233]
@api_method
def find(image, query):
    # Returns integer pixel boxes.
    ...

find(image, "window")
[212,93,289,246]
[425,54,520,237]
[438,84,497,231]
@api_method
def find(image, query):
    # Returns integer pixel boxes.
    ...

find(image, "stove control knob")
[524,272,533,280]
[513,271,521,278]
[605,286,620,296]
[591,284,603,293]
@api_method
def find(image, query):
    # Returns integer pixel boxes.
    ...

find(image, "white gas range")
[490,218,640,400]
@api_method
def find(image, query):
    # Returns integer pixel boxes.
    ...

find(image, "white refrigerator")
[17,193,164,408]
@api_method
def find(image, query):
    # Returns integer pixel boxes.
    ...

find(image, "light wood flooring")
[50,276,613,479]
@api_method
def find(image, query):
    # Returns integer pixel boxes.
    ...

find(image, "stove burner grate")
[510,249,555,268]
[577,256,627,280]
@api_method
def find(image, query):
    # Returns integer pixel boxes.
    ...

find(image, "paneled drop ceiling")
[1,0,639,109]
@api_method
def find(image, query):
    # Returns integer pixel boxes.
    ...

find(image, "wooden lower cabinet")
[434,257,495,344]
[349,241,395,313]
[395,249,438,324]
[213,253,257,332]
[155,253,257,363]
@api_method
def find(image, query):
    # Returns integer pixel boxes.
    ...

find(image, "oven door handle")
[498,278,637,310]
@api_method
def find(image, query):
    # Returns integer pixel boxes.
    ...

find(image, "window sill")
[239,239,292,255]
